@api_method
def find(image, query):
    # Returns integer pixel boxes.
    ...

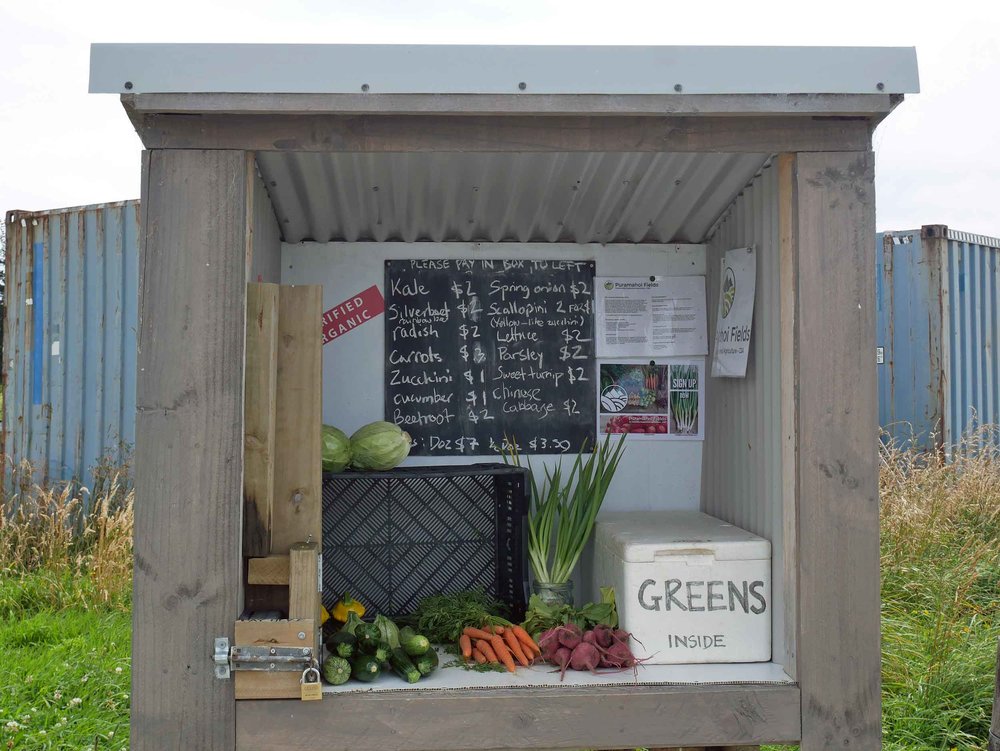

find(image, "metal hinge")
[213,637,314,680]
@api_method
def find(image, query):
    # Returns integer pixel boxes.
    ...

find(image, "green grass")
[0,579,130,750]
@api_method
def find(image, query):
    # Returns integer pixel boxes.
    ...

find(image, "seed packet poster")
[598,360,704,440]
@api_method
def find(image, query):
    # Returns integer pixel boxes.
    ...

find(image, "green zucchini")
[325,631,356,660]
[355,624,380,653]
[413,648,439,677]
[322,656,351,686]
[398,627,431,657]
[389,648,421,684]
[351,654,381,683]
[372,640,392,664]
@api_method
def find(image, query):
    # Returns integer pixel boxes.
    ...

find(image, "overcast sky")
[2,0,998,236]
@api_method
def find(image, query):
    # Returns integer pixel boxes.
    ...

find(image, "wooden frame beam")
[123,92,898,118]
[793,151,880,748]
[133,149,249,750]
[125,112,872,154]
[236,684,801,750]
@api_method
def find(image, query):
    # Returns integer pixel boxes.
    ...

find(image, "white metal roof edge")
[90,43,919,97]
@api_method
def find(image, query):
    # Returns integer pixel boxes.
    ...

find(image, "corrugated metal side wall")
[4,202,140,490]
[702,162,786,665]
[942,230,1000,448]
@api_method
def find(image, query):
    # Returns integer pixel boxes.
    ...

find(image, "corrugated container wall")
[701,160,788,668]
[876,225,1000,452]
[3,202,140,493]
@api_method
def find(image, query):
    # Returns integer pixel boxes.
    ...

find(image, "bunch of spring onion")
[506,434,626,585]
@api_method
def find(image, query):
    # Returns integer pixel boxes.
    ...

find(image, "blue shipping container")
[3,202,140,490]
[876,225,1000,452]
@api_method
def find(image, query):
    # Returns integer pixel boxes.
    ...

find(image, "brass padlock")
[300,665,322,701]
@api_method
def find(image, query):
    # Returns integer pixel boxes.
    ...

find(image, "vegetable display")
[537,624,645,680]
[322,656,351,686]
[521,588,619,640]
[323,614,438,687]
[330,593,366,623]
[373,614,401,649]
[350,421,412,470]
[325,631,357,660]
[507,434,626,586]
[407,589,510,644]
[458,625,540,673]
[321,424,352,472]
[399,627,431,657]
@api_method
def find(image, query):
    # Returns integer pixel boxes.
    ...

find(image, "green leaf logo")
[721,268,736,319]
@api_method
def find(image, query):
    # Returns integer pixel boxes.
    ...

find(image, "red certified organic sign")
[322,285,385,344]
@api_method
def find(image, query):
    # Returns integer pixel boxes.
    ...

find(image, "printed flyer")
[597,359,704,440]
[595,276,707,358]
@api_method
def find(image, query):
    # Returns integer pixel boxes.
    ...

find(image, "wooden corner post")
[793,151,881,748]
[134,150,250,751]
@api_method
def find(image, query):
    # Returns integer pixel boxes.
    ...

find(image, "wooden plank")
[130,113,872,154]
[233,619,315,700]
[288,542,320,621]
[271,285,323,553]
[247,555,289,585]
[794,151,880,749]
[236,684,800,750]
[776,153,798,680]
[125,91,897,117]
[133,149,248,751]
[288,541,321,659]
[243,282,279,557]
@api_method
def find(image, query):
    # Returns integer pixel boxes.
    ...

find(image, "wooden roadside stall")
[88,44,919,751]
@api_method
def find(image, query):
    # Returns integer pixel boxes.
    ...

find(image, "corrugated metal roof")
[256,151,769,244]
[89,44,920,96]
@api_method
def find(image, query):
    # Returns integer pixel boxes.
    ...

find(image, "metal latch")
[213,637,314,680]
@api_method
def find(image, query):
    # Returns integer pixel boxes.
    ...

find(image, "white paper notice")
[595,277,707,358]
[711,247,756,378]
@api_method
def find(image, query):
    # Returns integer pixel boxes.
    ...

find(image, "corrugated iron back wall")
[702,162,785,663]
[943,230,1000,448]
[4,202,140,491]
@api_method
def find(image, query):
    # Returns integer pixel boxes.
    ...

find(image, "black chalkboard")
[384,259,596,456]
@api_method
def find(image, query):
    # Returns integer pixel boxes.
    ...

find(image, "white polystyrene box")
[593,510,771,664]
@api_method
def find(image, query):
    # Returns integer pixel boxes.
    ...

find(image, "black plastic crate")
[321,463,528,620]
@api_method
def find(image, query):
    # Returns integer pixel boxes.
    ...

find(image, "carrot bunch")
[458,625,540,672]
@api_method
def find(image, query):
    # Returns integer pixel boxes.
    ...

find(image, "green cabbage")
[373,614,400,649]
[321,425,351,472]
[350,421,411,471]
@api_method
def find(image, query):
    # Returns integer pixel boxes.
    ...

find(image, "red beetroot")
[569,642,601,672]
[552,646,573,680]
[557,623,583,650]
[538,628,561,661]
[581,630,598,646]
[598,640,638,668]
[592,625,615,649]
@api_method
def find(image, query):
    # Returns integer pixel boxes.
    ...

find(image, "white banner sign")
[711,247,756,378]
[595,276,707,358]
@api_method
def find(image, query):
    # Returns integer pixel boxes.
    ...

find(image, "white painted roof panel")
[90,44,919,96]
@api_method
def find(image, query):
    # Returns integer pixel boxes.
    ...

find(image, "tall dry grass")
[879,426,1000,750]
[0,455,134,614]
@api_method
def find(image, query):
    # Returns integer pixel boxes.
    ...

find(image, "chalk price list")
[384,259,597,456]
